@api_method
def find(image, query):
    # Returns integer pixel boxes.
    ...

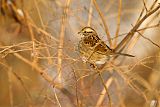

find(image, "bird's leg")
[89,63,98,69]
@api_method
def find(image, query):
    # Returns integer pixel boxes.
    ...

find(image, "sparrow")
[78,26,134,65]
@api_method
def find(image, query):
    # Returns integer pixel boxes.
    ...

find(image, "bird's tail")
[113,52,135,57]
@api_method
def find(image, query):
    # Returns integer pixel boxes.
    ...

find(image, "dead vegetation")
[0,0,160,107]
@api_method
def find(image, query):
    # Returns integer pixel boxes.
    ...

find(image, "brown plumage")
[78,26,134,65]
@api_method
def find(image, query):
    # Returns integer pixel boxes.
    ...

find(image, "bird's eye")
[84,31,87,33]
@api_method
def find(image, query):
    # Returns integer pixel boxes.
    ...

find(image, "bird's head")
[78,27,96,37]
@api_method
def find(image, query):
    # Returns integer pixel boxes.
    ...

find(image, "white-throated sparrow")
[78,27,134,65]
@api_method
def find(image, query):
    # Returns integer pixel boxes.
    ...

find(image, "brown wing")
[94,41,113,55]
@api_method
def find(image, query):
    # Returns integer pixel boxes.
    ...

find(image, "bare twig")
[11,70,33,106]
[127,11,160,52]
[53,88,62,107]
[143,0,148,12]
[115,3,160,51]
[95,67,112,107]
[95,77,113,107]
[57,0,71,80]
[110,63,148,102]
[72,68,80,107]
[114,0,122,47]
[93,0,112,46]
[7,67,14,107]
[137,31,160,48]
[87,0,93,26]
[33,0,53,64]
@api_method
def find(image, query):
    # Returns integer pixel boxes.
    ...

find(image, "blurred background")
[0,0,160,107]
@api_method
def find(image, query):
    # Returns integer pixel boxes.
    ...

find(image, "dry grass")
[0,0,160,107]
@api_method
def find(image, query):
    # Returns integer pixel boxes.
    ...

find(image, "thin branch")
[7,67,14,107]
[95,77,113,107]
[57,0,71,80]
[12,51,54,85]
[137,31,160,48]
[127,11,160,52]
[33,0,53,64]
[136,7,145,24]
[29,22,59,42]
[115,3,160,51]
[87,0,93,26]
[94,67,112,107]
[149,0,158,10]
[110,63,148,102]
[143,0,148,12]
[53,88,62,107]
[11,70,33,105]
[25,12,38,69]
[93,0,112,47]
[114,0,122,47]
[72,68,80,107]
[103,22,160,42]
